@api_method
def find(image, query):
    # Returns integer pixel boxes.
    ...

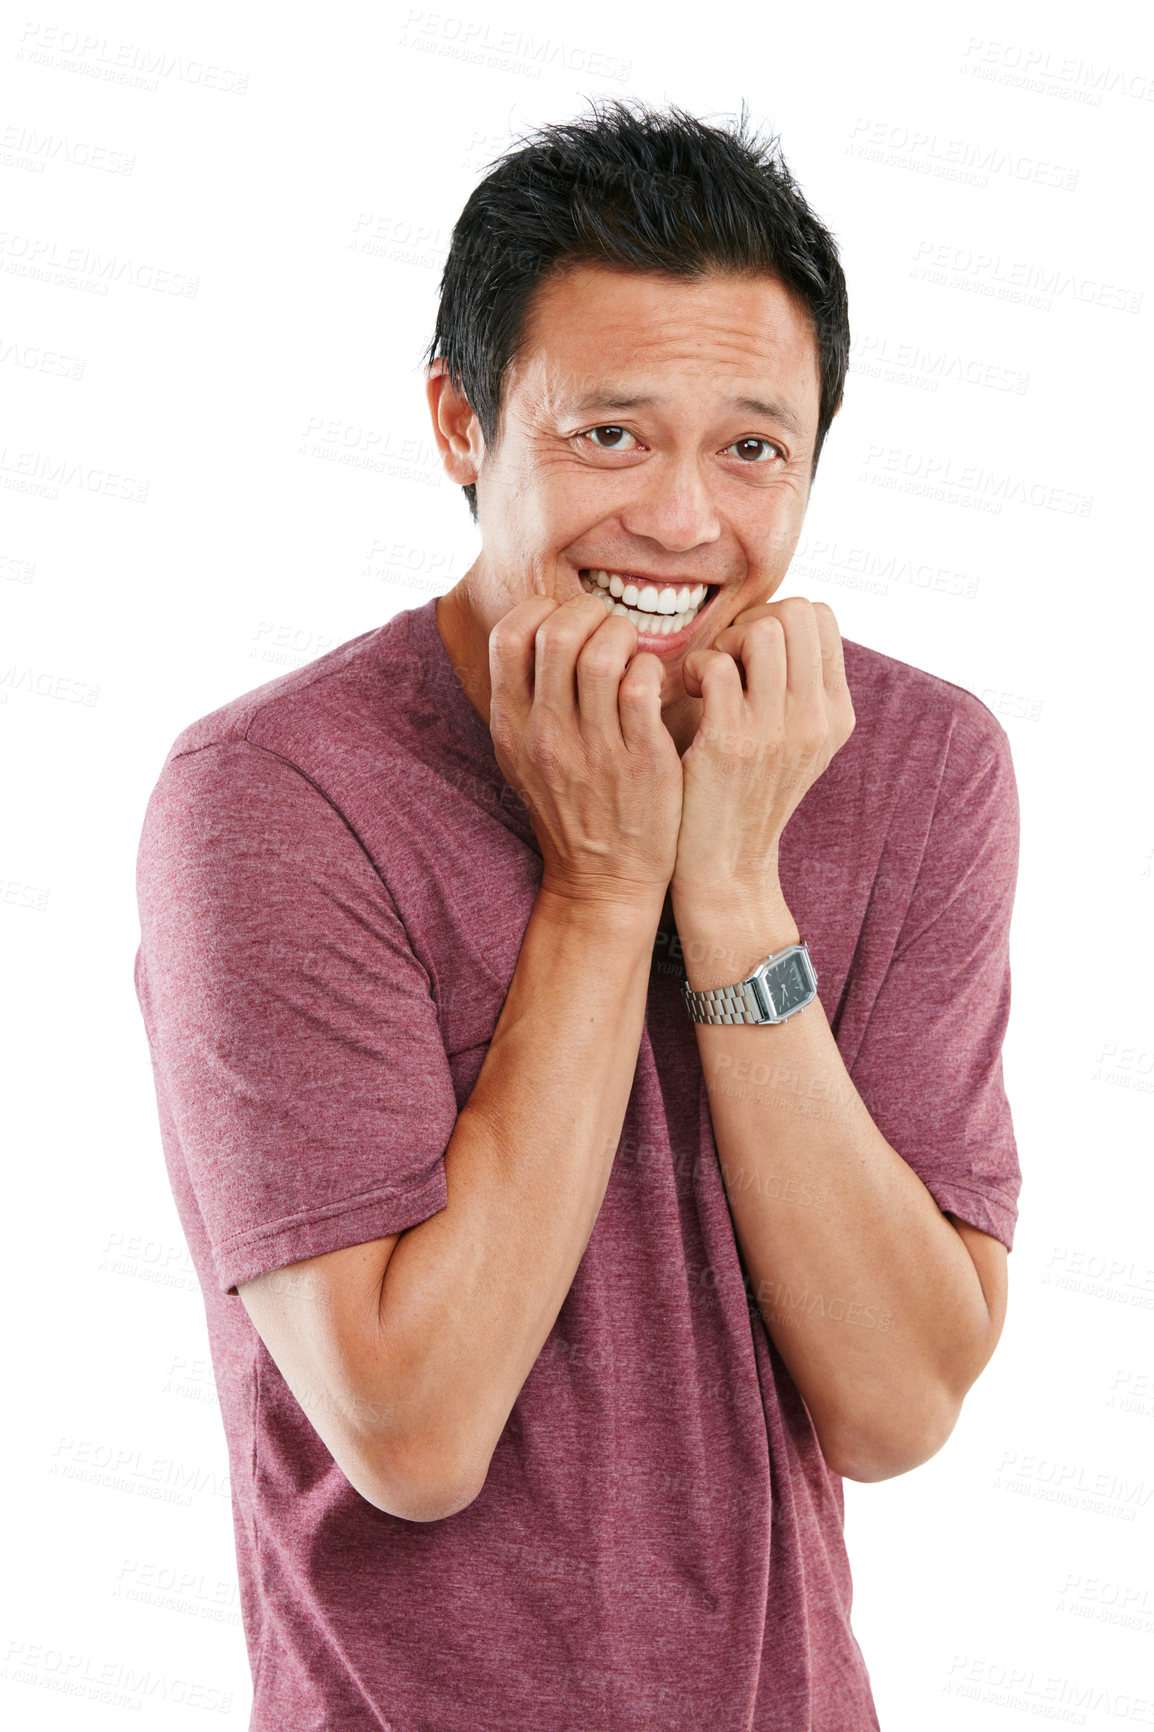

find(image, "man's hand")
[671,597,855,908]
[488,594,684,910]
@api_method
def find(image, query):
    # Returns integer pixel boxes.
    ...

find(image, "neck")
[435,586,493,728]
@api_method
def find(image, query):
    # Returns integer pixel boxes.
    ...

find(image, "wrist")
[671,885,800,992]
[536,874,667,933]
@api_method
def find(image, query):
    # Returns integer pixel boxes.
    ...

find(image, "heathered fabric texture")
[134,596,1021,1732]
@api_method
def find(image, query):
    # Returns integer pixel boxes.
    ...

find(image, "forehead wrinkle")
[514,300,819,436]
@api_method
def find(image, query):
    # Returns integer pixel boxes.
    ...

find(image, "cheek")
[758,505,805,566]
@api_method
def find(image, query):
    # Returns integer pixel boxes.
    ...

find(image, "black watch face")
[766,953,813,1015]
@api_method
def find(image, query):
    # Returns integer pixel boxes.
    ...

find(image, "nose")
[616,450,723,555]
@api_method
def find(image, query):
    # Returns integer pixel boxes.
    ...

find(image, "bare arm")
[240,594,682,1520]
[671,595,1011,1480]
[675,882,1007,1481]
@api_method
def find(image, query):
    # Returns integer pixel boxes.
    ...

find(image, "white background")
[3,0,1152,1726]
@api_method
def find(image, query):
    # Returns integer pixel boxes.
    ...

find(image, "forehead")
[512,262,821,421]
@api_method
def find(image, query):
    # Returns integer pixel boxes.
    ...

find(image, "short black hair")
[421,96,850,524]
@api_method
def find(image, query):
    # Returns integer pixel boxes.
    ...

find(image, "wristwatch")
[681,941,818,1026]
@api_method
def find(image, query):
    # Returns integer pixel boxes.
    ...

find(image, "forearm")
[377,883,661,1500]
[675,882,997,1482]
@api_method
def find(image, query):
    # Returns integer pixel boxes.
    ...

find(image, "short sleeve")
[847,703,1022,1251]
[135,738,457,1294]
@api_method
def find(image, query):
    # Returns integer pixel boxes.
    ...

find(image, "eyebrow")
[566,391,806,440]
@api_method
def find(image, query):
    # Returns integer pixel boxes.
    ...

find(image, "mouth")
[577,568,722,649]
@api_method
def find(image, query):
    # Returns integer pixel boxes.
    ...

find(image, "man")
[134,99,1020,1729]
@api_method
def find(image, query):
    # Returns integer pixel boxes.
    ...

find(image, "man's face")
[442,262,824,745]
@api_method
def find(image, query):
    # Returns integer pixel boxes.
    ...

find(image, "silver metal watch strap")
[680,941,816,1026]
[681,977,771,1025]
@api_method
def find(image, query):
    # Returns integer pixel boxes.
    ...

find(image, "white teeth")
[581,570,712,638]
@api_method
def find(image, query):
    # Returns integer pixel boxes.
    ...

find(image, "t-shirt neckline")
[411,595,499,771]
[407,596,542,856]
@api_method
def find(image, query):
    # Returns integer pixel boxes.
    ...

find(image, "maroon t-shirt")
[133,596,1021,1731]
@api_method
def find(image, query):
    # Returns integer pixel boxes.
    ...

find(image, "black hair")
[421,96,850,523]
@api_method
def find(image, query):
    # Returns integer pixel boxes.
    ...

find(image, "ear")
[425,358,485,486]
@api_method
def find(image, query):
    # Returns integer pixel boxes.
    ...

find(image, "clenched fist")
[487,593,684,911]
[672,597,855,904]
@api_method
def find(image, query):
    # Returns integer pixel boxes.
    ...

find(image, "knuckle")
[579,639,625,680]
[526,711,564,761]
[800,705,829,753]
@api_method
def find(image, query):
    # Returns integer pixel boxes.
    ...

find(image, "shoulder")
[841,635,1014,782]
[136,603,440,870]
[159,608,423,769]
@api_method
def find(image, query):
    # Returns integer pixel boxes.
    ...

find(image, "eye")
[725,437,784,464]
[577,425,641,451]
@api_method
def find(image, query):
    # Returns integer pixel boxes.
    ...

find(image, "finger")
[736,614,788,721]
[575,612,640,743]
[533,593,612,725]
[489,596,560,731]
[709,605,777,686]
[681,647,746,730]
[774,597,824,702]
[813,601,849,698]
[616,649,665,753]
[813,601,856,744]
